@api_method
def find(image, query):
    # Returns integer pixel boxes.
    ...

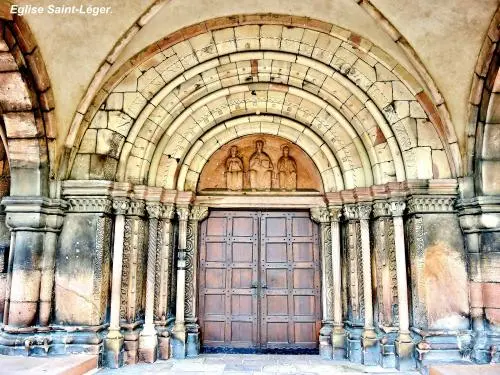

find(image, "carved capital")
[357,203,372,220]
[112,198,130,215]
[389,200,406,217]
[372,201,391,218]
[328,206,342,222]
[127,200,145,217]
[146,202,162,219]
[161,204,176,220]
[189,206,209,222]
[177,206,190,221]
[343,204,358,220]
[67,197,112,214]
[310,207,330,223]
[407,195,455,214]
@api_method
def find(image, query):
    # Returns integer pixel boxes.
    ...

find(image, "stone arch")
[67,15,454,186]
[466,8,500,195]
[0,15,56,196]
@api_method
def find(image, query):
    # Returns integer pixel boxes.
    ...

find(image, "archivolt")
[67,15,454,190]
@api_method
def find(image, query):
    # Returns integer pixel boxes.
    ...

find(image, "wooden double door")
[198,210,321,352]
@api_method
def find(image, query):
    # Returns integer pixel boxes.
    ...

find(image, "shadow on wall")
[423,242,469,329]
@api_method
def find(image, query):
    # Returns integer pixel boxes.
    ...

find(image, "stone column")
[138,200,162,363]
[156,202,175,360]
[310,207,334,359]
[389,200,415,370]
[104,196,130,369]
[343,203,363,363]
[329,205,345,358]
[121,197,147,365]
[184,205,209,357]
[358,203,378,365]
[172,205,190,359]
[2,196,66,329]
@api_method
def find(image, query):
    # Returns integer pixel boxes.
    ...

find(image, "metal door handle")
[261,284,267,289]
[251,282,258,288]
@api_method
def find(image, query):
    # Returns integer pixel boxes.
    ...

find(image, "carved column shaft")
[358,204,374,332]
[330,207,342,327]
[143,203,161,333]
[109,199,129,334]
[391,201,410,335]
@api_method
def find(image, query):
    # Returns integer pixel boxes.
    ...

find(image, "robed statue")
[249,140,273,190]
[225,145,244,190]
[277,145,297,191]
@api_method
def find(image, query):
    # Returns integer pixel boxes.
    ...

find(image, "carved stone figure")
[277,145,297,191]
[224,146,243,191]
[249,140,273,190]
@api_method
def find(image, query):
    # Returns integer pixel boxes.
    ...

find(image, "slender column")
[172,205,190,359]
[156,203,175,360]
[329,205,345,357]
[390,200,415,370]
[310,207,334,359]
[358,203,378,365]
[104,198,129,368]
[139,201,162,362]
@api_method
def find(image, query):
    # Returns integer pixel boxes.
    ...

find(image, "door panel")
[199,210,320,352]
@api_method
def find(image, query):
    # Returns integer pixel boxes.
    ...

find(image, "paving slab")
[0,354,97,375]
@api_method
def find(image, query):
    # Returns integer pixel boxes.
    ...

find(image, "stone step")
[0,354,98,375]
[429,364,500,375]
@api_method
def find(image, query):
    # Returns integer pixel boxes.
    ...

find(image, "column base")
[346,328,362,363]
[123,330,140,365]
[471,331,490,364]
[172,323,186,359]
[395,335,416,370]
[379,333,397,368]
[319,324,333,359]
[361,328,379,366]
[331,326,346,359]
[158,334,171,360]
[104,332,124,369]
[138,327,158,363]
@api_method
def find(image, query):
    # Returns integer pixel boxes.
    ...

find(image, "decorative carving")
[277,144,297,191]
[357,203,372,220]
[177,206,190,222]
[127,200,146,217]
[225,145,244,191]
[249,139,274,190]
[161,204,176,220]
[184,221,195,318]
[328,206,342,222]
[112,198,130,215]
[407,216,427,327]
[146,202,162,219]
[120,217,132,321]
[310,207,330,223]
[189,206,209,222]
[373,201,391,218]
[93,216,111,324]
[344,204,358,220]
[407,196,455,214]
[67,197,112,214]
[320,223,334,321]
[389,200,406,217]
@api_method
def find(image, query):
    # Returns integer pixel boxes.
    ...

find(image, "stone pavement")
[97,354,420,374]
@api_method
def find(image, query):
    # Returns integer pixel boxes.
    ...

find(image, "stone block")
[0,72,33,111]
[25,47,50,92]
[481,161,500,195]
[3,111,41,138]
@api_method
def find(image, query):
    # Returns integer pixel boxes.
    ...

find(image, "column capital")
[189,206,209,222]
[177,206,190,221]
[389,200,406,217]
[161,203,176,220]
[407,195,455,214]
[328,206,342,221]
[357,203,372,220]
[145,201,163,219]
[310,207,330,223]
[112,198,130,215]
[2,196,68,232]
[372,201,391,218]
[343,204,358,220]
[66,196,113,214]
[127,199,146,217]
